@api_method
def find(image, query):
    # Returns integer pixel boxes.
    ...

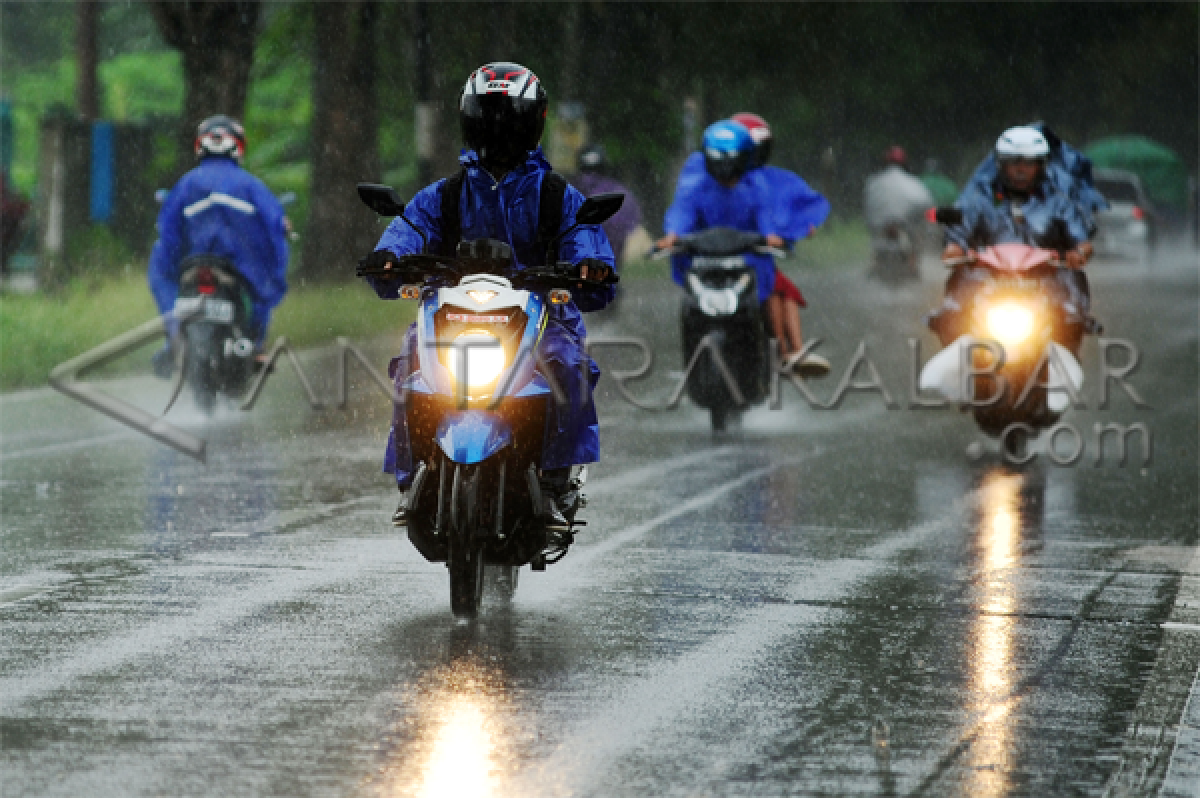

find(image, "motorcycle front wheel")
[448,464,486,618]
[484,565,519,602]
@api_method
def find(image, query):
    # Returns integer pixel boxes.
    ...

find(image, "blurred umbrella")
[1085,135,1190,211]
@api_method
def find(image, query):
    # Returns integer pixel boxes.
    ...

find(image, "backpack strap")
[537,171,567,266]
[437,168,466,257]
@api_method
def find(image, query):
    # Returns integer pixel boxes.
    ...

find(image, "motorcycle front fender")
[436,411,513,465]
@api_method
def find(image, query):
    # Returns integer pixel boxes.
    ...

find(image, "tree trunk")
[148,1,261,171]
[76,1,99,121]
[300,0,380,282]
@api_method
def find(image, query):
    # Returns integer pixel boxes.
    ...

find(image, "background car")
[1093,168,1157,264]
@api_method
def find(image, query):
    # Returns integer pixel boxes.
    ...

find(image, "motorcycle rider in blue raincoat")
[360,63,616,529]
[963,121,1108,231]
[148,116,290,367]
[660,118,831,376]
[931,125,1095,349]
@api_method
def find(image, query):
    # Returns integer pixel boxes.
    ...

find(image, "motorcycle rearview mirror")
[544,193,626,262]
[933,207,963,226]
[278,191,297,207]
[575,192,625,226]
[357,183,407,217]
[356,183,428,253]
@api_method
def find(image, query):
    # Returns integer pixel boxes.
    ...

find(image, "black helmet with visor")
[459,62,548,172]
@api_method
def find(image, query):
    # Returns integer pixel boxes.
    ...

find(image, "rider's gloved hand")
[942,243,966,265]
[655,233,679,251]
[765,234,786,249]
[361,249,399,272]
[1065,242,1092,269]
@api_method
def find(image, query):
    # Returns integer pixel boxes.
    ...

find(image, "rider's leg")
[782,296,804,355]
[772,273,829,377]
[536,319,600,531]
[388,324,420,525]
[767,294,789,356]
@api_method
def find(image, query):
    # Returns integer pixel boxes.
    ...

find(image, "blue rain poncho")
[148,155,290,339]
[665,152,829,304]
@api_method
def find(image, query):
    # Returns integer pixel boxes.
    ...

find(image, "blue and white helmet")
[995,126,1050,162]
[703,120,755,183]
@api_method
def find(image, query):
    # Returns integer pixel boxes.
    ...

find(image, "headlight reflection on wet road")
[378,658,511,799]
[966,469,1022,795]
[418,693,496,798]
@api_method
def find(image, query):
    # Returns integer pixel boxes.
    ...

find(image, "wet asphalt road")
[2,248,1198,797]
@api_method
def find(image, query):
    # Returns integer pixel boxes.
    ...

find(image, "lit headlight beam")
[445,331,508,391]
[985,304,1036,349]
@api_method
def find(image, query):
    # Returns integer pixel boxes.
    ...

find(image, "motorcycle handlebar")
[649,244,786,260]
[941,253,1074,270]
[356,254,618,290]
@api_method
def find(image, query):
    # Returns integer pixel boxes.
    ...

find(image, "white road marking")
[1160,544,1200,796]
[0,538,418,716]
[0,431,132,461]
[0,585,51,606]
[510,492,977,796]
[584,445,738,495]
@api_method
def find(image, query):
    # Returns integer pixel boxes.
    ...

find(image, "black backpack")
[437,167,566,266]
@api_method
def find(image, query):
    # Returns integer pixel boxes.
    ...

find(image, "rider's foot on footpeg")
[792,353,831,378]
[543,496,570,532]
[391,494,409,527]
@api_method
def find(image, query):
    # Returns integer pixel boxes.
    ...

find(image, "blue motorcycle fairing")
[401,371,434,396]
[436,411,513,464]
[515,373,554,398]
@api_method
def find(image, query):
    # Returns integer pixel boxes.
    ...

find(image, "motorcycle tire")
[711,407,729,433]
[1002,426,1030,462]
[484,565,519,602]
[187,358,218,415]
[448,464,486,618]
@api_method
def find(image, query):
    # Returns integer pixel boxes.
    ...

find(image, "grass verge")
[0,275,413,391]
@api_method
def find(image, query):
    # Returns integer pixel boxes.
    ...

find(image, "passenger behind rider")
[148,115,290,373]
[933,125,1094,349]
[658,118,831,377]
[358,62,616,531]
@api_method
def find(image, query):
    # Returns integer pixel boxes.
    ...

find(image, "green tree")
[148,0,261,168]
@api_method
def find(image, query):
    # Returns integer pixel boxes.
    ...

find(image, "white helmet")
[995,126,1050,161]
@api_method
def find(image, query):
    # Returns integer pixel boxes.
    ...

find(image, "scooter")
[920,209,1100,458]
[870,220,918,285]
[156,190,296,415]
[356,183,622,617]
[170,256,258,413]
[655,227,783,432]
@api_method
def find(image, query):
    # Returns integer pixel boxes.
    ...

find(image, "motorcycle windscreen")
[435,410,513,464]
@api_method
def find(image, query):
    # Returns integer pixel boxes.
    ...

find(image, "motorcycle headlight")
[445,330,507,390]
[985,303,1035,348]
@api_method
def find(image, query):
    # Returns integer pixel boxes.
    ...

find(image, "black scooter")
[169,256,258,413]
[655,227,782,432]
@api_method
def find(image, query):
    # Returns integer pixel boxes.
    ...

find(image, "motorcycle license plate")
[202,298,235,323]
[175,295,234,322]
